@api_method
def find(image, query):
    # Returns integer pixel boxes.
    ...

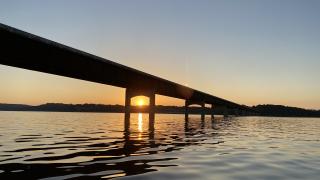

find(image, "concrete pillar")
[223,106,228,118]
[201,102,205,120]
[185,100,189,120]
[234,109,239,116]
[149,92,155,131]
[201,104,205,129]
[124,88,131,130]
[211,104,215,119]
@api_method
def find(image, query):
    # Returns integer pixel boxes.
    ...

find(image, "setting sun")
[138,99,144,106]
[131,96,149,106]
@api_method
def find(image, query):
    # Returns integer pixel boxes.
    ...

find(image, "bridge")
[0,23,254,129]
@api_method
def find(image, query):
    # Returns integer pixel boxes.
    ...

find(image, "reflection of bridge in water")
[124,113,226,154]
[0,23,255,129]
[0,113,230,179]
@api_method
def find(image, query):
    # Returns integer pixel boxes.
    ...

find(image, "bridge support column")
[184,99,205,120]
[125,88,156,131]
[149,92,155,131]
[211,104,215,120]
[201,102,205,121]
[234,109,239,116]
[223,106,229,118]
[125,88,131,131]
[185,100,189,120]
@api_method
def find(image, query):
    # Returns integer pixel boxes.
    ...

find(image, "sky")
[0,0,320,109]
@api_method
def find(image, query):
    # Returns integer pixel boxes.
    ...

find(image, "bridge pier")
[222,106,229,118]
[185,100,189,120]
[211,104,215,119]
[149,92,155,131]
[185,99,206,120]
[125,88,156,130]
[124,89,131,130]
[201,102,205,120]
[234,108,239,116]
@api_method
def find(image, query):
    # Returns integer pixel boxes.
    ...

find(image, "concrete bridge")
[0,23,254,129]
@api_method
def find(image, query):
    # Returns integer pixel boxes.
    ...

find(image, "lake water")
[0,111,319,179]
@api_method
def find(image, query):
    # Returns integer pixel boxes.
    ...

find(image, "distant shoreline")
[0,103,320,118]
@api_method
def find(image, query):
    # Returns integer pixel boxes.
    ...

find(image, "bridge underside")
[0,23,255,123]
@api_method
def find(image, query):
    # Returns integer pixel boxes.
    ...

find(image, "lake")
[0,111,319,179]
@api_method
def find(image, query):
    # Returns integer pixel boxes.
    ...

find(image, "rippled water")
[0,111,319,179]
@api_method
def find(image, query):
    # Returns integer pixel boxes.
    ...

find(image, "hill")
[0,103,319,117]
[252,104,320,117]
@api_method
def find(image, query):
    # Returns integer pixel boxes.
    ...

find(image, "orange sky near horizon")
[0,65,319,110]
[0,65,186,106]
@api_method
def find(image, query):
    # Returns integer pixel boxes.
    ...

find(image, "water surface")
[0,111,319,179]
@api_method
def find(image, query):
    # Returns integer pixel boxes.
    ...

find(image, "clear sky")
[0,0,320,109]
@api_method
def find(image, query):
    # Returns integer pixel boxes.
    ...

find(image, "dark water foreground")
[0,112,319,179]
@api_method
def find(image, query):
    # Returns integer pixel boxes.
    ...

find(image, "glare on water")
[138,113,143,132]
[138,113,143,140]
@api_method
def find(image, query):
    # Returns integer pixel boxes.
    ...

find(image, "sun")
[132,96,148,106]
[137,99,145,106]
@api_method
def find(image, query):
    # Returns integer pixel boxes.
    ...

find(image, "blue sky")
[0,0,320,108]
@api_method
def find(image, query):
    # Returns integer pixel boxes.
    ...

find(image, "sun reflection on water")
[138,113,143,140]
[138,113,143,132]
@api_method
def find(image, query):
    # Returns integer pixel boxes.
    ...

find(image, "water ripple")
[0,112,319,179]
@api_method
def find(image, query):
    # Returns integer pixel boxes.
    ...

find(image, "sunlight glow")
[132,96,149,106]
[138,113,143,132]
[137,99,144,106]
[138,113,143,140]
